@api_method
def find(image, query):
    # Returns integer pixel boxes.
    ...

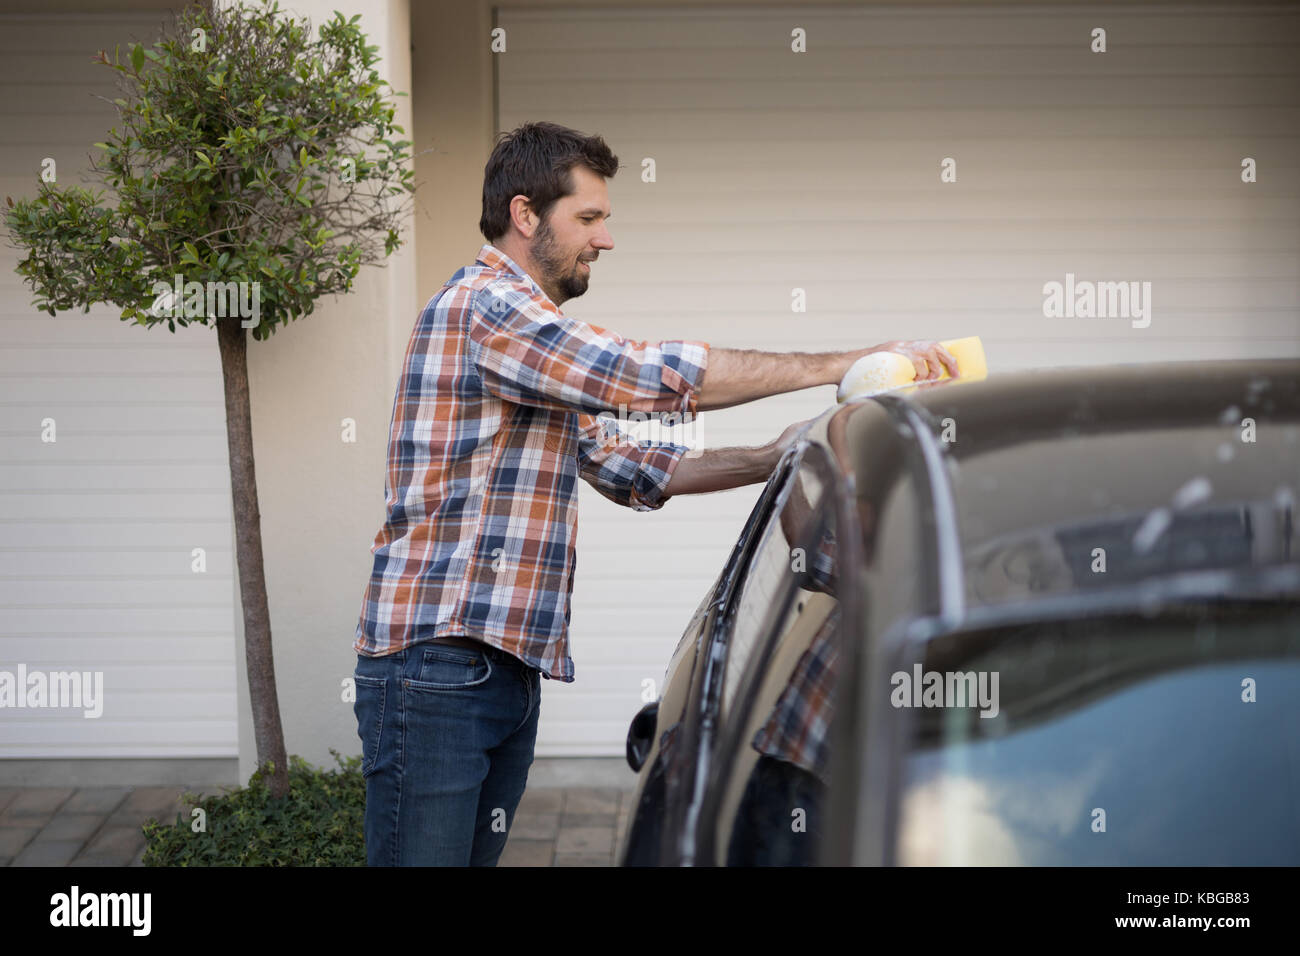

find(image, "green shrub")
[141,750,365,866]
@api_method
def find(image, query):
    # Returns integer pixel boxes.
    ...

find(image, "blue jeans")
[352,641,541,866]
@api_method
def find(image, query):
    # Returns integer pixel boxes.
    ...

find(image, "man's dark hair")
[479,121,619,242]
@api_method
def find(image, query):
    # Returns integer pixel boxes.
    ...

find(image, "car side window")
[712,442,842,865]
[720,446,833,718]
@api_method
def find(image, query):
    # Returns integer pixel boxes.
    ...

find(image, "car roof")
[817,357,1299,615]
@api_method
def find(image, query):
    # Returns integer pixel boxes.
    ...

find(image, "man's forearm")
[693,348,863,411]
[664,443,782,496]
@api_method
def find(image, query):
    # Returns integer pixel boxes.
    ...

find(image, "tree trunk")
[216,314,290,799]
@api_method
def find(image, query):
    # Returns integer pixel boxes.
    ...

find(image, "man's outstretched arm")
[694,342,958,412]
[661,444,783,496]
[663,418,810,496]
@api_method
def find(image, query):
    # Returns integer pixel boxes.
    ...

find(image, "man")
[352,120,957,866]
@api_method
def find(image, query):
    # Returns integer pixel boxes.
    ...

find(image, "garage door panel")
[518,107,1300,142]
[506,44,1300,80]
[511,75,1300,112]
[0,14,238,760]
[501,9,1300,50]
[4,606,233,634]
[614,218,1300,253]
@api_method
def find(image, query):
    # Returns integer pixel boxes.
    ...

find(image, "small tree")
[4,0,415,798]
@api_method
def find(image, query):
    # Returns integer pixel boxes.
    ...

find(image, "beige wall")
[231,0,416,782]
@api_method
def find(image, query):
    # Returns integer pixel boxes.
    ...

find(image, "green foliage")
[140,750,366,866]
[3,0,415,340]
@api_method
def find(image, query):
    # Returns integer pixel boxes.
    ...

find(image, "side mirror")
[625,700,659,772]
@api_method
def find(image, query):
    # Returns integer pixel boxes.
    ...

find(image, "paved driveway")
[0,779,634,867]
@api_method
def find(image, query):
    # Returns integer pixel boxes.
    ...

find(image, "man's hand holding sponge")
[836,336,987,402]
[674,335,988,494]
[691,337,987,411]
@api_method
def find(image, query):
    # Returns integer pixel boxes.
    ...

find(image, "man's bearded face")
[531,210,595,303]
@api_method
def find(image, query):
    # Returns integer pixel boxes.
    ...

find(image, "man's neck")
[493,238,563,305]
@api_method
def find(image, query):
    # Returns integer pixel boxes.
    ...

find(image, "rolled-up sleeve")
[468,278,709,419]
[576,412,691,512]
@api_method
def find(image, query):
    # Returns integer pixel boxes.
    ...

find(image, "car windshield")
[894,600,1300,865]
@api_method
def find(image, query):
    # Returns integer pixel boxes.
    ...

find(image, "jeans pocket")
[353,674,388,778]
[405,644,494,691]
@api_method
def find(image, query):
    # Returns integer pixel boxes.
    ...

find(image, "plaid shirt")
[750,518,839,783]
[353,244,710,681]
[751,604,840,785]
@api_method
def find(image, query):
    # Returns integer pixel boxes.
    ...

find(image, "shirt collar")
[475,242,568,311]
[477,243,538,289]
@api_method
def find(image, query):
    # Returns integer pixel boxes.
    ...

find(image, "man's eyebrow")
[576,208,610,219]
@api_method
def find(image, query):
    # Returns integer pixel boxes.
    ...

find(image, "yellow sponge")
[836,336,987,402]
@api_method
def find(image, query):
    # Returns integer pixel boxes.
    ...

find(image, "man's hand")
[662,417,817,498]
[770,417,815,461]
[867,340,960,381]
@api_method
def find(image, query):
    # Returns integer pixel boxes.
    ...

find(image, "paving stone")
[106,788,186,828]
[61,787,130,815]
[498,839,553,867]
[73,826,146,866]
[560,812,617,828]
[555,825,612,856]
[0,788,73,824]
[13,839,82,867]
[35,813,104,843]
[121,786,187,815]
[0,857,10,866]
[0,790,19,815]
[562,788,621,817]
[554,854,614,867]
[515,788,562,814]
[129,844,147,867]
[508,811,559,841]
[0,827,40,857]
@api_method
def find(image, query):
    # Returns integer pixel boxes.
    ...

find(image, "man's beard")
[531,215,588,303]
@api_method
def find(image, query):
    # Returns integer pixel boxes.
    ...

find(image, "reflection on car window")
[966,503,1271,605]
[720,449,842,865]
[721,456,830,716]
[727,607,839,866]
[895,603,1300,865]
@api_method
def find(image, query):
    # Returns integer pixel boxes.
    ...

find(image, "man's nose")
[593,224,614,251]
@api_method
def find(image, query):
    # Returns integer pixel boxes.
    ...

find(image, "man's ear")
[509,195,538,239]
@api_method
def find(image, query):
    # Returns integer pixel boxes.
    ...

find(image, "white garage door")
[0,14,239,758]
[499,3,1299,756]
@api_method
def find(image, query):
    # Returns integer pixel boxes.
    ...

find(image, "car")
[618,357,1300,866]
